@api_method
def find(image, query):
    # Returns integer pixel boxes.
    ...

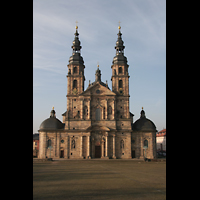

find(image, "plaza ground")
[33,159,166,200]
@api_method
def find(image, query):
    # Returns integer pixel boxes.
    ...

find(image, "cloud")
[33,0,166,134]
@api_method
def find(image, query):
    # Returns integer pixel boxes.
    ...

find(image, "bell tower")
[111,24,131,120]
[111,24,130,96]
[67,24,85,96]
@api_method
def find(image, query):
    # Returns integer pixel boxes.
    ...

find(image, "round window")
[96,89,100,94]
[61,140,64,143]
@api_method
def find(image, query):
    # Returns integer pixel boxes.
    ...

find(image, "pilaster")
[80,136,83,158]
[87,135,91,159]
[112,134,116,159]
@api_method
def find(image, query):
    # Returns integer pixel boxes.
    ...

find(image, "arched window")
[73,80,77,89]
[83,106,88,115]
[71,139,75,149]
[119,80,123,88]
[120,140,124,149]
[47,139,51,148]
[73,66,77,74]
[83,106,88,119]
[96,108,101,120]
[119,67,122,74]
[144,140,148,147]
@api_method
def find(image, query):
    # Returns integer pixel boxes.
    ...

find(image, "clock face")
[119,88,123,95]
[72,88,78,94]
[61,140,64,143]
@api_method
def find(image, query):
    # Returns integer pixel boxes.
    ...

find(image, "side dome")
[132,109,157,132]
[39,108,64,131]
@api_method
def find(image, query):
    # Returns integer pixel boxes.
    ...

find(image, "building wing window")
[47,139,51,148]
[73,80,77,89]
[119,67,122,74]
[119,80,123,88]
[73,66,77,74]
[71,139,75,149]
[144,140,148,147]
[120,140,124,149]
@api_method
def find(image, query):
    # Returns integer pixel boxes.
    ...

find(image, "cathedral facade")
[38,25,157,160]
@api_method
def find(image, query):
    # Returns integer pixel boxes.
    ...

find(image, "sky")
[33,0,166,134]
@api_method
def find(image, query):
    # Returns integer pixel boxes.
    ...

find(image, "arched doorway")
[86,125,110,159]
[60,148,64,158]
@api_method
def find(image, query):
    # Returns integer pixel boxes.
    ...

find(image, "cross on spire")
[118,21,121,30]
[75,20,78,29]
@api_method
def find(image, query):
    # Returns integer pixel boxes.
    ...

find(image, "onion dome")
[68,25,84,65]
[39,107,64,131]
[132,108,157,132]
[112,25,127,65]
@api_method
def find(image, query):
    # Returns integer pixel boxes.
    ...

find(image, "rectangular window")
[96,108,101,120]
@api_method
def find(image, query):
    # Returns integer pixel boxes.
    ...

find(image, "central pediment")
[80,82,116,96]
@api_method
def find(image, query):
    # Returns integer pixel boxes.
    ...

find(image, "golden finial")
[118,21,121,30]
[52,106,54,110]
[142,107,143,110]
[97,61,99,68]
[75,20,78,29]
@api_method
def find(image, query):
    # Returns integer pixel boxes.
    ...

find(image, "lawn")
[33,159,166,200]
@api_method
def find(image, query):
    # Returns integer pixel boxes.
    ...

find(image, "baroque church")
[38,25,157,160]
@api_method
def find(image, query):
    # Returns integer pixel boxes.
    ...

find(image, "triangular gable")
[80,82,116,96]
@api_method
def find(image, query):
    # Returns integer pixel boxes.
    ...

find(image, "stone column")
[112,134,116,159]
[113,99,115,119]
[105,99,108,120]
[101,139,104,158]
[80,99,84,119]
[87,135,91,159]
[69,137,72,159]
[57,132,60,158]
[139,136,144,159]
[80,136,83,158]
[105,135,109,159]
[127,100,129,118]
[91,136,95,158]
[64,135,68,159]
[39,132,46,159]
[88,98,91,119]
[101,106,104,120]
[45,132,47,158]
[54,133,56,158]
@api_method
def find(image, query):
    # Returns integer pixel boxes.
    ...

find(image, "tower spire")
[67,23,85,95]
[68,22,84,65]
[112,23,127,65]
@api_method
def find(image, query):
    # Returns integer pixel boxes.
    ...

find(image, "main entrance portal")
[95,146,101,158]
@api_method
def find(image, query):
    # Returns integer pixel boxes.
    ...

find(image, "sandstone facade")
[38,26,157,160]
